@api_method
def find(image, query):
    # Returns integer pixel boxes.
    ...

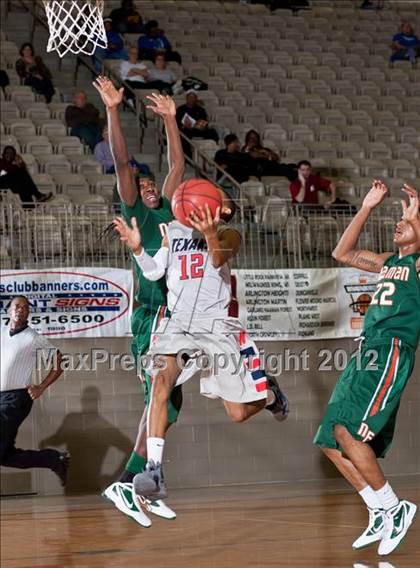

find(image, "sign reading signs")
[0,269,133,337]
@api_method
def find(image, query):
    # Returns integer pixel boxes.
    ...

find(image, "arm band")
[133,247,169,281]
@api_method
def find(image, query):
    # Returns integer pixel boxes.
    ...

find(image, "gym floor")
[1,477,419,568]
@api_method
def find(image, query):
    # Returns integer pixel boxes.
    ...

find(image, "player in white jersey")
[113,201,288,500]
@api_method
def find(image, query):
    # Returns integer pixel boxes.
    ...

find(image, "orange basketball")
[171,179,223,227]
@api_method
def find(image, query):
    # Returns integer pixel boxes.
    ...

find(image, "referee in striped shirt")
[0,296,69,485]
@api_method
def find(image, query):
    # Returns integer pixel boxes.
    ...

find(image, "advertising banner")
[0,269,133,337]
[233,268,378,341]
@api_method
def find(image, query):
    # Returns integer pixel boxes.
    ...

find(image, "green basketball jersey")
[121,195,173,309]
[363,253,420,349]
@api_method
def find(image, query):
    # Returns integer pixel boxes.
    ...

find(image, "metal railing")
[0,196,402,270]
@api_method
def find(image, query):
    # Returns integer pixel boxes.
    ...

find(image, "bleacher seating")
[1,0,419,269]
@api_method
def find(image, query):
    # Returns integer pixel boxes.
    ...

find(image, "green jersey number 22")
[370,282,396,306]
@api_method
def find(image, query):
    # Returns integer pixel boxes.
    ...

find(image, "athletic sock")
[375,481,399,511]
[119,452,148,483]
[147,437,165,465]
[359,484,382,510]
[265,389,276,407]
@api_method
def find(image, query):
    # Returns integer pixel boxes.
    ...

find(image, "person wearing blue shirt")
[137,20,182,65]
[390,22,419,65]
[93,18,128,72]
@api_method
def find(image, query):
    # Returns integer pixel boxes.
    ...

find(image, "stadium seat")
[36,154,72,175]
[84,173,117,196]
[240,181,265,205]
[3,119,36,137]
[48,102,70,121]
[329,159,360,178]
[50,136,86,155]
[0,101,20,121]
[66,155,104,174]
[37,120,68,137]
[261,197,289,233]
[362,160,389,178]
[18,135,53,154]
[391,160,417,179]
[21,103,51,121]
[5,86,36,105]
[20,153,38,175]
[393,144,419,161]
[31,173,56,194]
[52,173,90,194]
[32,214,63,259]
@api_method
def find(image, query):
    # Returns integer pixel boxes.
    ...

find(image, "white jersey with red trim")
[165,220,233,314]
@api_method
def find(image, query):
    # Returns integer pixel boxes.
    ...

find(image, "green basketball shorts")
[314,337,415,458]
[131,305,182,424]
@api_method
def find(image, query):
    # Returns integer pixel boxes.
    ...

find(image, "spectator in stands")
[242,129,297,181]
[215,134,254,184]
[110,0,143,34]
[65,91,103,151]
[93,18,128,72]
[93,125,151,178]
[120,46,148,86]
[243,129,280,162]
[138,20,182,65]
[390,22,420,66]
[15,43,55,103]
[94,126,115,173]
[0,146,52,205]
[0,69,9,90]
[176,90,219,155]
[146,53,177,93]
[120,48,175,94]
[289,160,336,206]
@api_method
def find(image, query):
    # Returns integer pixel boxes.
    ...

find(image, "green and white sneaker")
[144,499,176,520]
[102,482,152,528]
[378,500,417,555]
[352,507,384,549]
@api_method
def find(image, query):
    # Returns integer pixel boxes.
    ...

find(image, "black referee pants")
[0,389,60,470]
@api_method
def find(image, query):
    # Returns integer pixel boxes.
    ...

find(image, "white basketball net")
[42,0,108,57]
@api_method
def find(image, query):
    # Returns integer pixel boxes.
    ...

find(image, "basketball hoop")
[42,0,108,57]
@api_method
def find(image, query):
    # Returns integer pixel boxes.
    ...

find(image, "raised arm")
[332,180,392,273]
[402,184,420,246]
[146,93,185,201]
[93,76,137,207]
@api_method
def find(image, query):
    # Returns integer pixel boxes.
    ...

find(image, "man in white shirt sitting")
[120,47,178,102]
[119,46,149,87]
[0,296,69,485]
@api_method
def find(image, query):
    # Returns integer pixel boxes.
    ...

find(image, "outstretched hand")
[362,179,388,210]
[145,92,176,118]
[93,75,124,109]
[113,216,142,254]
[189,204,220,237]
[401,184,419,222]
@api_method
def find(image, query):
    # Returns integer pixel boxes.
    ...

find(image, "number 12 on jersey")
[179,254,205,280]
